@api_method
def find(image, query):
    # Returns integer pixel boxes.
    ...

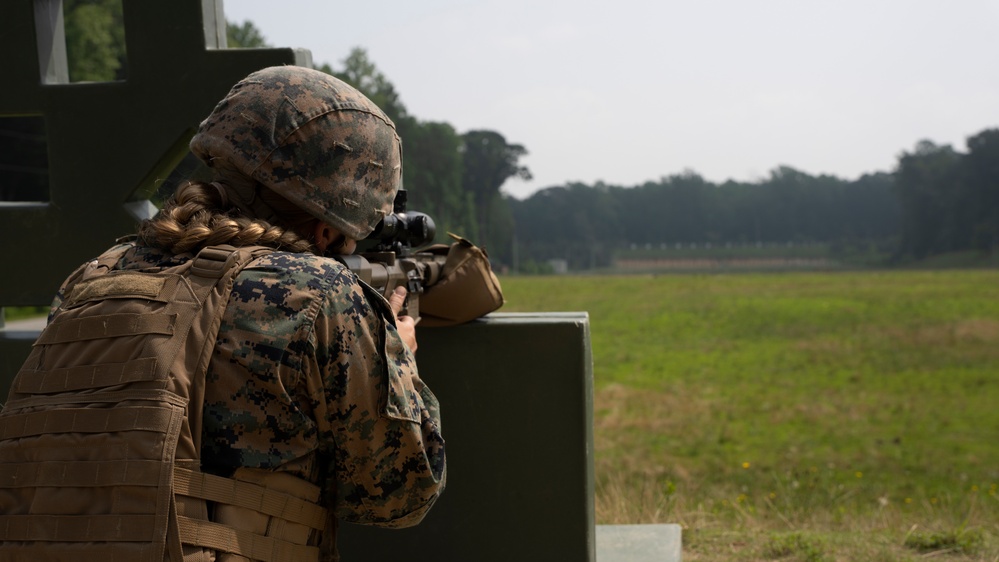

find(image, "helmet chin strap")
[212,167,281,223]
[323,234,350,257]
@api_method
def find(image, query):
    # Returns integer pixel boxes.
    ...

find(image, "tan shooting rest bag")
[418,234,505,327]
[0,245,328,562]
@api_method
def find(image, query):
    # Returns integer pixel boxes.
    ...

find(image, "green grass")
[1,306,48,323]
[499,270,999,560]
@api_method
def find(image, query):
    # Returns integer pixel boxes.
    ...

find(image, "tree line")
[507,169,900,270]
[4,4,997,272]
[506,130,999,271]
[893,133,999,259]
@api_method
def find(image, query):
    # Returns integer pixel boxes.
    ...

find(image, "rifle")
[336,189,448,321]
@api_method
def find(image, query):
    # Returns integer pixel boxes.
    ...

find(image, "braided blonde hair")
[137,181,319,255]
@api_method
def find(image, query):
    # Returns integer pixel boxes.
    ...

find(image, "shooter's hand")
[389,286,418,353]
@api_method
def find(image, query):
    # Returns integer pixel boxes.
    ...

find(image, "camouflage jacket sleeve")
[197,251,444,526]
[309,263,446,527]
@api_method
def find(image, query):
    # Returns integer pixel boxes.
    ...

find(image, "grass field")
[499,270,999,561]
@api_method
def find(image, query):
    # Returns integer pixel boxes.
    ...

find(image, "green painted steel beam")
[0,0,309,307]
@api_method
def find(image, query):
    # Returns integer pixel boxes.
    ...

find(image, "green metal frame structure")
[0,0,310,308]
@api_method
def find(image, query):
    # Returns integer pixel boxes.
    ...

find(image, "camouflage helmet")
[190,65,402,240]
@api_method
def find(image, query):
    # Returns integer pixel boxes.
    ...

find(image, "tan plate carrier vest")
[0,245,329,562]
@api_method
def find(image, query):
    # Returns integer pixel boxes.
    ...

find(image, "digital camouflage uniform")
[48,241,446,533]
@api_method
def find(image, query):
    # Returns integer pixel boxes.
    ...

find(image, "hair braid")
[138,181,317,254]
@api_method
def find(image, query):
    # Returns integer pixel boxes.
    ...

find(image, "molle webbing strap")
[0,544,159,560]
[0,459,162,488]
[4,388,188,411]
[176,516,320,562]
[0,514,160,542]
[35,312,176,344]
[173,468,328,530]
[0,404,173,440]
[14,356,158,394]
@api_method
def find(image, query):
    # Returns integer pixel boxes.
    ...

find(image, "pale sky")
[223,0,999,199]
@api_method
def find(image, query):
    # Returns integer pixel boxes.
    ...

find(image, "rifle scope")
[363,189,436,251]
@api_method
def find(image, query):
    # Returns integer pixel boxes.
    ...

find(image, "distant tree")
[402,121,472,238]
[63,0,126,81]
[890,130,999,259]
[332,48,408,124]
[510,182,622,270]
[838,172,899,243]
[962,129,999,252]
[226,20,270,48]
[460,130,531,257]
[893,140,962,258]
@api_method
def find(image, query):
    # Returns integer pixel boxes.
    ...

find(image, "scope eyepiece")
[357,188,436,252]
[365,211,436,250]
